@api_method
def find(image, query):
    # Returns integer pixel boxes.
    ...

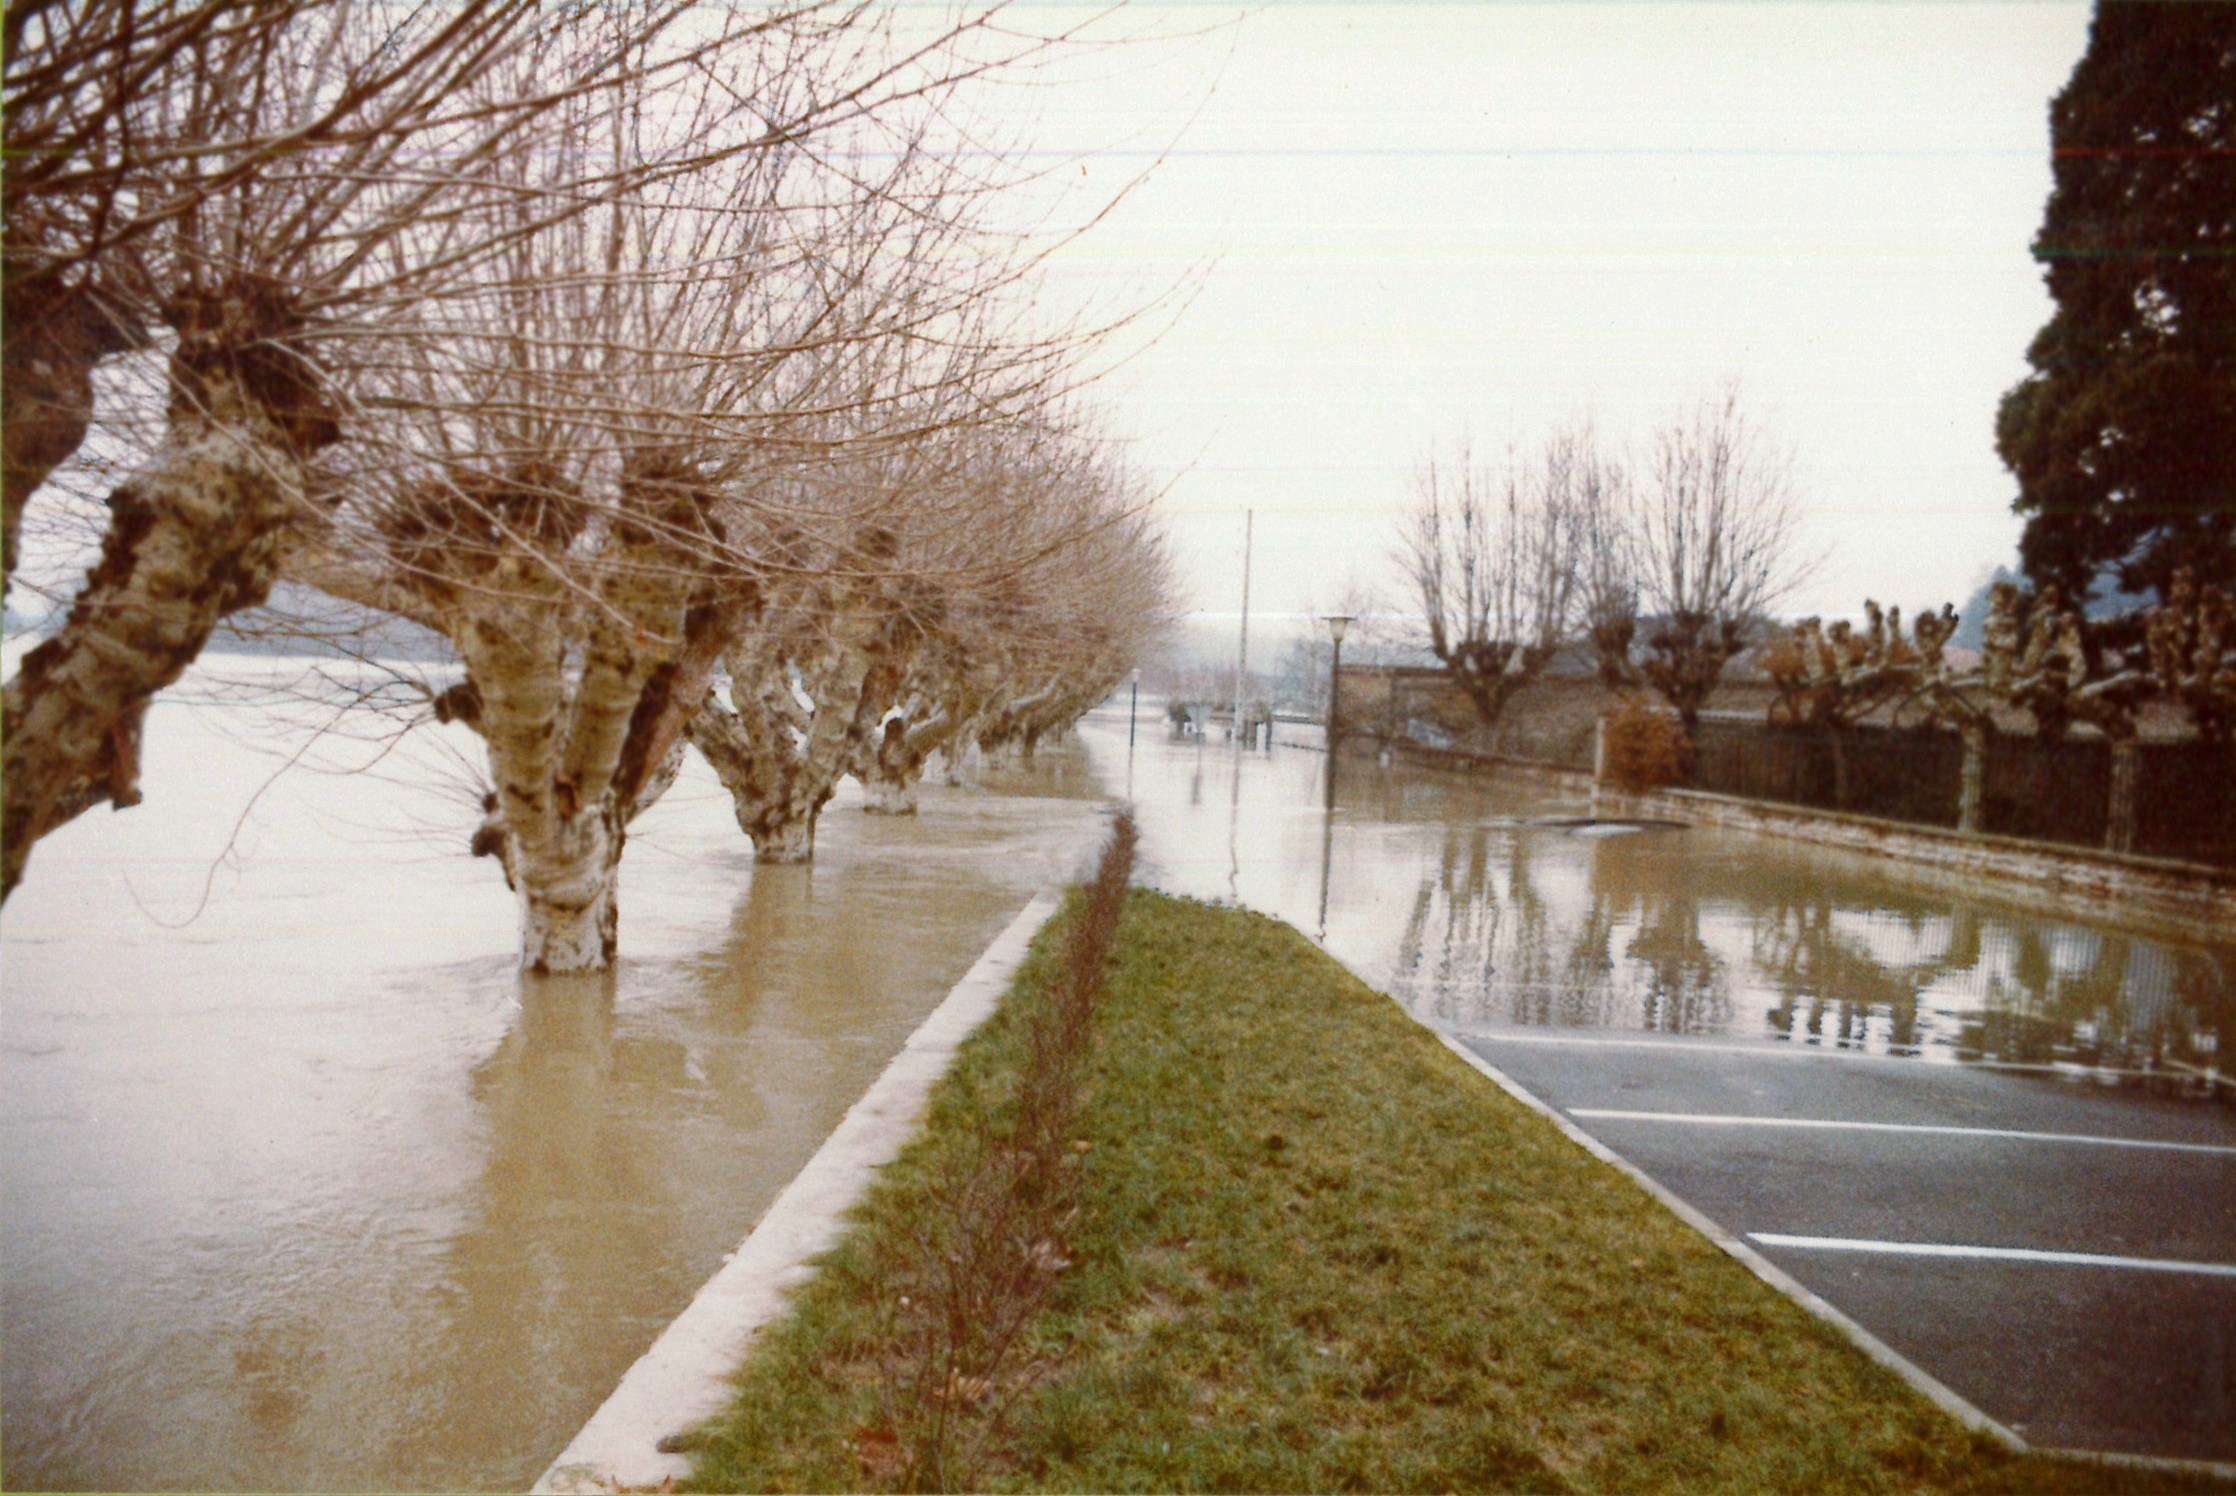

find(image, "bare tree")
[686,499,937,863]
[0,0,725,900]
[0,0,1121,908]
[1399,434,1580,728]
[282,4,1096,964]
[1590,383,1813,729]
[693,419,1169,848]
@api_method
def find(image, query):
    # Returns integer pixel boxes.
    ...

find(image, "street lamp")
[1128,666,1140,748]
[1322,614,1353,810]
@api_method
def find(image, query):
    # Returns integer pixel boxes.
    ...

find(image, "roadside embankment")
[682,890,2232,1494]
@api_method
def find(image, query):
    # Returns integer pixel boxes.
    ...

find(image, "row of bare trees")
[1766,568,2236,746]
[1400,384,1812,732]
[3,0,1174,970]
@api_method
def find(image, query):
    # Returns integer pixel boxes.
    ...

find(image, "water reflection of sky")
[1083,703,2231,1097]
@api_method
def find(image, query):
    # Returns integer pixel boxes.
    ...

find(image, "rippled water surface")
[1,661,1106,1492]
[1085,704,2231,1089]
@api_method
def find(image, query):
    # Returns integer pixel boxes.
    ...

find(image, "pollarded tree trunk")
[517,805,625,972]
[346,465,736,974]
[860,708,952,815]
[1436,637,1547,729]
[686,688,844,863]
[860,761,921,814]
[750,813,819,862]
[687,601,916,862]
[2,282,336,900]
[973,677,1060,774]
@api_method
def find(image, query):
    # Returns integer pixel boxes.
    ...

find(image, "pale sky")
[1028,0,2095,643]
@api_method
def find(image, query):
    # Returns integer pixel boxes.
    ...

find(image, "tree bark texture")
[473,566,729,972]
[3,286,336,900]
[685,590,918,861]
[352,468,737,972]
[973,677,1061,769]
[859,706,953,815]
[687,691,836,861]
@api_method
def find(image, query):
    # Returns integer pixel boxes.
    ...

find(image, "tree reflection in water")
[1384,819,2231,1090]
[1390,824,1732,1036]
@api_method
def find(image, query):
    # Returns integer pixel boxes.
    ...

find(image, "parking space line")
[1747,1234,2236,1278]
[1569,1109,2236,1157]
[1461,1031,2227,1088]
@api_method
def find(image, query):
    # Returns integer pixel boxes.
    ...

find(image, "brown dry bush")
[1604,699,1690,792]
[866,811,1137,1492]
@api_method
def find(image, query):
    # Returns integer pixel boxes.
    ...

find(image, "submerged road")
[1079,702,2236,1469]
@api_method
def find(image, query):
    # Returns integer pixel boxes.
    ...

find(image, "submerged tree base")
[860,776,919,815]
[684,894,2214,1494]
[749,819,817,863]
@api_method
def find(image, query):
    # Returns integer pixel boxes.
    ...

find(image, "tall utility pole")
[1232,508,1252,748]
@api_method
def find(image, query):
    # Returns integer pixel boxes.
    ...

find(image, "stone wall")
[1338,660,2236,930]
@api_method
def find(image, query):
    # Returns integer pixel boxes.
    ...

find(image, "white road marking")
[1458,1030,2231,1091]
[1567,1109,2236,1157]
[1747,1234,2236,1278]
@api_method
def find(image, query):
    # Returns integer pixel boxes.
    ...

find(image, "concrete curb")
[533,889,1065,1495]
[2029,1445,2236,1484]
[1423,1029,2028,1451]
[1422,1030,2236,1476]
[1295,933,2030,1454]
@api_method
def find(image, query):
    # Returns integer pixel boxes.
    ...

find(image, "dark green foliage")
[1998,1,2236,601]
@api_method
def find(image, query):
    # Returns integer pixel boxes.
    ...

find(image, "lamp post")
[1128,666,1139,748]
[1322,614,1352,810]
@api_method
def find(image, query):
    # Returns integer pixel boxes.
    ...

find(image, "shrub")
[1603,699,1689,792]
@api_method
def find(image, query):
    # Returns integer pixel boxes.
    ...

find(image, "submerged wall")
[1338,663,2236,870]
[1596,783,2236,946]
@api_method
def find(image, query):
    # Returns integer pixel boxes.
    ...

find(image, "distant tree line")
[1397,383,1811,735]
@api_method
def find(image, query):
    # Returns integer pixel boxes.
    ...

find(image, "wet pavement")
[1,662,1108,1492]
[1083,701,2236,1465]
[1471,1036,2236,1460]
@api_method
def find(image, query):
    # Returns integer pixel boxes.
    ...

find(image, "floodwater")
[0,657,1108,1492]
[1084,703,2232,1092]
[7,676,2228,1492]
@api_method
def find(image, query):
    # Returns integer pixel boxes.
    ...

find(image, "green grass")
[686,891,2228,1493]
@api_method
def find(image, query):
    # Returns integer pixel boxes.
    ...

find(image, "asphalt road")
[1455,1030,2236,1464]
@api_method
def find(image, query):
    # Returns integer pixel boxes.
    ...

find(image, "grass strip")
[687,891,2229,1493]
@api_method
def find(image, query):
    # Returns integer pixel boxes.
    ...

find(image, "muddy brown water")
[5,679,2227,1491]
[1,668,1106,1492]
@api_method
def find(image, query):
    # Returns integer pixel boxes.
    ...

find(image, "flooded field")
[0,661,1107,1492]
[7,678,2227,1491]
[1084,703,2232,1091]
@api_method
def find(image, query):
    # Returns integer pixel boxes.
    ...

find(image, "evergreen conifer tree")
[1997,1,2236,601]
